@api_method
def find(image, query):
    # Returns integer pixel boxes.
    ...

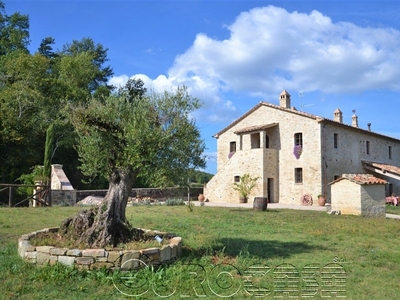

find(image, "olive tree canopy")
[60,81,206,247]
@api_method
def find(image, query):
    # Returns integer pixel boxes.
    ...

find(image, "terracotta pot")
[318,196,326,206]
[198,193,205,202]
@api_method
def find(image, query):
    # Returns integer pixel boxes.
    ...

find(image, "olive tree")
[60,81,206,247]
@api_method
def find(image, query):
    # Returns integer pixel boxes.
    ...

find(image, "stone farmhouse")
[204,90,400,205]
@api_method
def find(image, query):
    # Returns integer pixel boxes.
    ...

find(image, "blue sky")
[6,0,400,174]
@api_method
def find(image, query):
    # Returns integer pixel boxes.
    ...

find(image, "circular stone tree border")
[18,227,182,271]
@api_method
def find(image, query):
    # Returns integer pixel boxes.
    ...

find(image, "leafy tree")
[0,1,30,56]
[38,36,56,58]
[118,78,147,100]
[0,1,114,187]
[0,52,50,184]
[60,83,206,247]
[61,37,113,93]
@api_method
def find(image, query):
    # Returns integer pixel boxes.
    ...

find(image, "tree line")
[0,2,211,206]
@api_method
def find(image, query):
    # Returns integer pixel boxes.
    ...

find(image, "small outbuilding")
[329,174,387,217]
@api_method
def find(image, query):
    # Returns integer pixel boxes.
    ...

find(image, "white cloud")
[108,74,129,89]
[110,5,400,123]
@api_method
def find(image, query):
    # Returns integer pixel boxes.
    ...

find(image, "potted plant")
[233,173,260,203]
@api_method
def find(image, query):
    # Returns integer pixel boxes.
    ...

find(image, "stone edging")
[18,227,182,270]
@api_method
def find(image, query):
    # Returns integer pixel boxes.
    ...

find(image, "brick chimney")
[334,108,343,123]
[279,90,291,108]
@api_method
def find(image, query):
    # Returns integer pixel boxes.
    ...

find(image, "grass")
[385,204,400,215]
[1,205,400,299]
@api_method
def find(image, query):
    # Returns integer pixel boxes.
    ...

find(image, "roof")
[329,174,387,185]
[212,100,400,143]
[280,90,291,96]
[362,160,400,176]
[334,108,342,113]
[213,102,318,138]
[234,123,278,134]
[362,160,400,181]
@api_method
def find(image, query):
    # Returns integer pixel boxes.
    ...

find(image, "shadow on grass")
[183,238,325,260]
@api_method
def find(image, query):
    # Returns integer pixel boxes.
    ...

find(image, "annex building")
[204,90,400,205]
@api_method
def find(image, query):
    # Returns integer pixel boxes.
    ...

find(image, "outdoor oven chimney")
[367,123,371,131]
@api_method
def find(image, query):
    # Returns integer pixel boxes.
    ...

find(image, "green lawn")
[1,205,400,299]
[386,204,400,215]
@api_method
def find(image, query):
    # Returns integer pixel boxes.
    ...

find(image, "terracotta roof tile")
[330,174,387,185]
[234,123,278,134]
[362,160,400,176]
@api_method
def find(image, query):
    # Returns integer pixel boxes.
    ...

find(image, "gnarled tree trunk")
[60,167,136,248]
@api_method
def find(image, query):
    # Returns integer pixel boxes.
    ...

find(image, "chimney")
[333,108,343,123]
[352,113,359,128]
[367,123,371,131]
[279,90,291,108]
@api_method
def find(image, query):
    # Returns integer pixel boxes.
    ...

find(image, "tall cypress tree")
[43,123,54,183]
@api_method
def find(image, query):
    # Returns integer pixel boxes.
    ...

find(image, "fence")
[0,183,51,207]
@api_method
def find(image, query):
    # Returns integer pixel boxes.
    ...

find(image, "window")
[230,141,236,153]
[234,176,240,183]
[251,133,260,149]
[366,141,370,155]
[334,133,338,149]
[294,133,303,147]
[295,168,303,183]
[389,146,392,159]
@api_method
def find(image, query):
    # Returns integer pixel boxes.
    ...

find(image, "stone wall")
[323,122,400,200]
[206,97,400,206]
[18,227,182,270]
[331,179,386,217]
[49,164,203,206]
[206,103,323,205]
[331,179,362,215]
[51,190,77,206]
[361,184,386,217]
[76,187,203,203]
